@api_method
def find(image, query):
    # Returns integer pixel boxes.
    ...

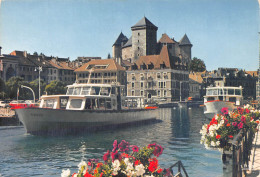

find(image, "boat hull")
[15,108,158,135]
[204,101,236,119]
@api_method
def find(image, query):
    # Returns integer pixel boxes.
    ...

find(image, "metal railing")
[169,161,189,177]
[227,129,255,177]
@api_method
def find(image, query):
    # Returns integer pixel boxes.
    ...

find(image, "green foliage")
[0,78,6,99]
[5,76,28,99]
[30,79,47,99]
[189,57,206,72]
[45,80,66,95]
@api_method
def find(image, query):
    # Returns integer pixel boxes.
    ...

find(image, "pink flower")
[241,116,246,123]
[246,109,250,113]
[153,144,163,157]
[112,140,118,152]
[118,140,129,152]
[103,150,110,162]
[221,107,229,115]
[232,122,238,127]
[130,145,139,152]
[238,122,243,129]
[148,143,156,148]
[111,150,122,162]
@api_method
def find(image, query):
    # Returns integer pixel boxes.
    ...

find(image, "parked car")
[0,100,10,108]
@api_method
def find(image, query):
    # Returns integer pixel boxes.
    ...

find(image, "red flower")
[100,172,103,177]
[241,116,246,123]
[134,160,141,166]
[111,150,122,162]
[216,135,221,139]
[228,135,233,139]
[148,159,158,172]
[157,168,163,173]
[226,123,231,127]
[153,144,163,157]
[112,140,118,152]
[96,163,103,168]
[84,171,94,177]
[72,173,78,177]
[246,109,250,113]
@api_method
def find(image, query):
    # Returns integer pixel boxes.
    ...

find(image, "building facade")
[74,59,126,86]
[127,46,189,103]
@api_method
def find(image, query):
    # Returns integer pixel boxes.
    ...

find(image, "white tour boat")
[203,86,243,118]
[14,83,158,135]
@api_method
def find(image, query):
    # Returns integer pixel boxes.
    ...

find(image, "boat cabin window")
[207,97,215,101]
[235,89,241,95]
[69,99,83,109]
[228,89,234,95]
[229,97,236,102]
[100,87,110,96]
[82,86,91,95]
[42,99,56,108]
[73,87,82,95]
[91,87,100,95]
[111,87,116,94]
[218,89,223,95]
[67,87,73,95]
[207,89,217,96]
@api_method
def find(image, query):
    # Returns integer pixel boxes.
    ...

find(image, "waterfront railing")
[169,160,189,177]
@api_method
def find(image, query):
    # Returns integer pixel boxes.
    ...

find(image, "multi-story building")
[202,68,257,100]
[189,72,204,99]
[73,56,101,68]
[0,47,76,84]
[127,45,189,103]
[74,59,126,86]
[113,17,192,65]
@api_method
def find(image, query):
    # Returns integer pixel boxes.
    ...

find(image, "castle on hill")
[112,17,192,65]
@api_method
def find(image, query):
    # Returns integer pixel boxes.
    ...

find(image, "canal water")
[0,108,225,177]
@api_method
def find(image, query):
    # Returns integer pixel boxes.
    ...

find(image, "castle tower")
[112,32,128,59]
[131,17,158,62]
[158,33,176,57]
[179,34,193,62]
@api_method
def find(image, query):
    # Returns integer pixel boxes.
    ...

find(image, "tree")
[29,79,47,99]
[0,78,6,99]
[5,76,30,99]
[45,80,67,95]
[188,57,206,72]
[107,53,111,59]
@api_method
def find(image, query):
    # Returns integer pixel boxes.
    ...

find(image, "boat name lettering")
[31,113,43,117]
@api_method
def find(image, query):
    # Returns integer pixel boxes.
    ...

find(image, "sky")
[0,0,259,71]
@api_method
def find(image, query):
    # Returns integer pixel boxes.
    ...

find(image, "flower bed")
[200,105,260,151]
[61,140,174,177]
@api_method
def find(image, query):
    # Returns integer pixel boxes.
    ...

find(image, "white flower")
[216,141,220,146]
[211,141,216,147]
[78,160,87,170]
[135,164,145,176]
[61,169,71,177]
[144,175,155,177]
[112,159,121,175]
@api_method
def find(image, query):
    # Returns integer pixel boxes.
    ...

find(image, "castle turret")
[112,32,128,59]
[179,34,192,62]
[131,17,158,62]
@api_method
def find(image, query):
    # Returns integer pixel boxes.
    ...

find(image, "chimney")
[0,46,2,56]
[23,51,27,58]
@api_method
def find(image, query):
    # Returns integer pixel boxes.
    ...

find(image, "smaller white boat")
[203,86,243,118]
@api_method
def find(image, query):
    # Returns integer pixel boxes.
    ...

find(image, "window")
[141,90,144,96]
[73,87,82,95]
[141,82,144,88]
[132,82,135,88]
[67,88,74,95]
[69,99,83,109]
[157,90,160,97]
[164,90,167,97]
[157,73,160,79]
[132,90,135,96]
[42,99,56,108]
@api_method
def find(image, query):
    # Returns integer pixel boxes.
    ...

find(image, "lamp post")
[21,85,35,103]
[180,81,182,102]
[35,66,42,99]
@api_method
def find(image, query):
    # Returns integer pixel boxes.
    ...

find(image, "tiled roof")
[75,59,125,72]
[189,72,205,83]
[134,45,175,69]
[158,33,175,44]
[122,36,132,48]
[131,17,158,29]
[246,71,258,77]
[48,60,75,70]
[113,32,128,46]
[179,34,192,46]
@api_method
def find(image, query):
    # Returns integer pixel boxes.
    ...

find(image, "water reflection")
[0,108,223,177]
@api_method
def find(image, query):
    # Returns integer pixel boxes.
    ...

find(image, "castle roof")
[134,45,175,69]
[122,36,132,48]
[158,33,175,44]
[131,17,158,29]
[179,34,192,46]
[113,32,128,46]
[189,72,205,84]
[75,59,125,72]
[246,71,258,77]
